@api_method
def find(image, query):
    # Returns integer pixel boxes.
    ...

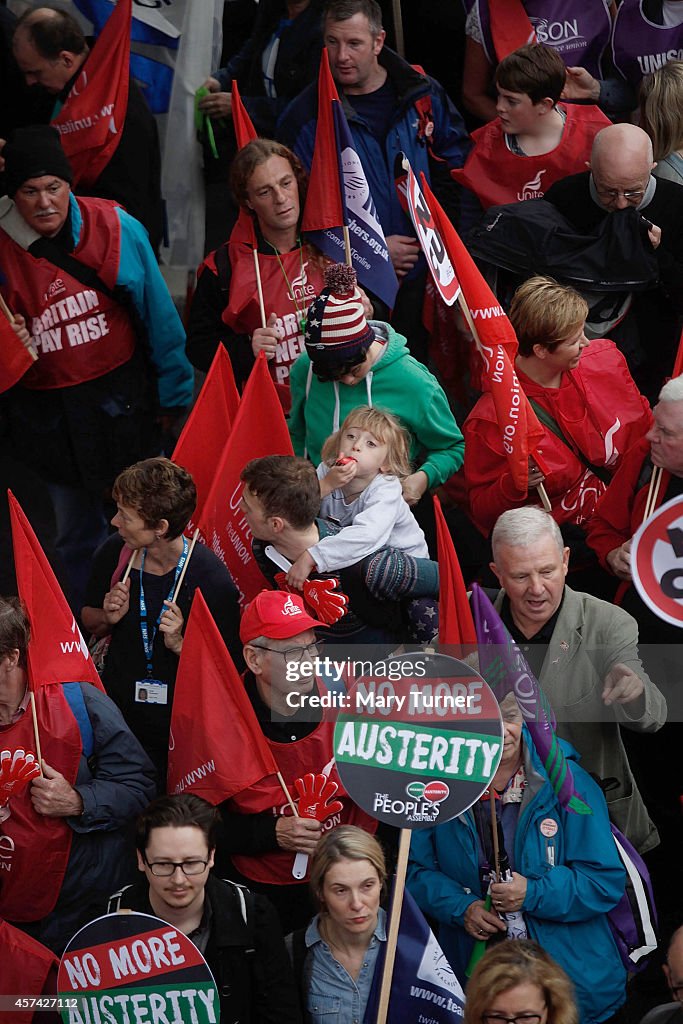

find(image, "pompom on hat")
[304,263,375,371]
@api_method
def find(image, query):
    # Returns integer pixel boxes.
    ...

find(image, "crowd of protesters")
[0,0,683,1022]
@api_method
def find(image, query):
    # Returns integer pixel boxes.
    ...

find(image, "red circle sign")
[632,494,683,627]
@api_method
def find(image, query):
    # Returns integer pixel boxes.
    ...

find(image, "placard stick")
[490,792,500,881]
[253,248,267,328]
[376,828,411,1024]
[30,691,44,777]
[343,224,352,267]
[458,294,550,512]
[277,771,298,816]
[391,0,405,58]
[643,467,663,523]
[121,550,137,584]
[170,529,199,603]
[0,293,38,362]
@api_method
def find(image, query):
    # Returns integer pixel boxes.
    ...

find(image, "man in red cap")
[217,589,377,930]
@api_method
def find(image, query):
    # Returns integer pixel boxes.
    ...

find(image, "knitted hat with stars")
[304,264,375,371]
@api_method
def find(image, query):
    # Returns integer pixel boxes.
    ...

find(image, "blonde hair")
[509,276,588,358]
[465,941,578,1024]
[309,826,387,909]
[321,406,412,478]
[640,61,683,161]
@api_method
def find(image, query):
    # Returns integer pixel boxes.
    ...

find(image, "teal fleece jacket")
[288,322,464,488]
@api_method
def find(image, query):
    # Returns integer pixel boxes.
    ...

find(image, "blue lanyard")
[139,537,188,676]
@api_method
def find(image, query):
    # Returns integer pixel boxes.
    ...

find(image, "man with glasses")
[108,793,301,1024]
[641,926,683,1024]
[544,122,683,398]
[218,589,377,929]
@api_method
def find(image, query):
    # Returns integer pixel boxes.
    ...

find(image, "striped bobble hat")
[304,263,375,370]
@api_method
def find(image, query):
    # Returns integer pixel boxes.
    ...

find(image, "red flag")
[672,324,683,379]
[0,919,58,1022]
[167,590,278,801]
[231,78,257,150]
[172,344,239,526]
[51,0,132,187]
[197,353,294,605]
[8,492,104,692]
[433,495,476,645]
[419,174,545,492]
[301,49,344,232]
[0,314,34,394]
[489,0,537,62]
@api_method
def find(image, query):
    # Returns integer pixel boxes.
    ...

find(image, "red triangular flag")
[489,0,537,62]
[51,0,132,187]
[197,353,293,605]
[231,78,257,150]
[172,344,240,526]
[167,590,278,801]
[0,315,34,394]
[301,49,344,232]
[420,173,545,491]
[433,495,477,645]
[0,919,58,1023]
[8,491,104,692]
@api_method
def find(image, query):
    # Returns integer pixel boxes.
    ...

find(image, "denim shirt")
[304,909,387,1024]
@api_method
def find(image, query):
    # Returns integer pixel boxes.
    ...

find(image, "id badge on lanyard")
[136,537,188,700]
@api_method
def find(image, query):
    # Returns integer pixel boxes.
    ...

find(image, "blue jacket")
[407,731,627,1024]
[69,195,193,410]
[277,48,470,251]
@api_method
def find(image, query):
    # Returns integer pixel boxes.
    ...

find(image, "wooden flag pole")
[490,792,500,881]
[342,224,352,267]
[171,529,200,603]
[276,771,299,816]
[376,828,411,1024]
[253,248,267,328]
[121,549,137,584]
[457,294,551,512]
[391,0,405,59]
[29,691,44,778]
[643,466,663,523]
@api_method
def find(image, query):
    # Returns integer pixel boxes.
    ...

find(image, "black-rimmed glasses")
[145,859,209,877]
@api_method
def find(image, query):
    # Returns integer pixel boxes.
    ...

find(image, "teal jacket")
[288,322,464,488]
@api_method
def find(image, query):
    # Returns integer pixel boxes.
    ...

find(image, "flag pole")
[121,550,137,584]
[29,691,44,778]
[457,294,551,512]
[643,467,663,523]
[253,248,267,328]
[277,771,299,816]
[171,528,200,603]
[391,0,405,59]
[376,828,411,1024]
[343,225,352,267]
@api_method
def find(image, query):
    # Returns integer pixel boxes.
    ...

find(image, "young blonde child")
[286,407,438,641]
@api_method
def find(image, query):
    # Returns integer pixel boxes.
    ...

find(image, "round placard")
[58,911,219,1023]
[334,651,504,828]
[632,494,683,627]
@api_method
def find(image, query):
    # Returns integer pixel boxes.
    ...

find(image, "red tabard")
[0,919,58,1011]
[223,241,325,406]
[228,719,377,885]
[0,198,136,389]
[452,104,611,209]
[0,685,82,921]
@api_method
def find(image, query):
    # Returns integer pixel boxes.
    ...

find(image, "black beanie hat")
[4,125,73,198]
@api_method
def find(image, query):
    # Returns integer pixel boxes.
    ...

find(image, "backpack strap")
[62,682,95,760]
[107,884,134,914]
[214,242,231,296]
[528,398,612,485]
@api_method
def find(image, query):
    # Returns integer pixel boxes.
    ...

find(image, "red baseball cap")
[239,590,327,644]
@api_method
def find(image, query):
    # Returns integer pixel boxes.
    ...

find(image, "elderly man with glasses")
[217,589,377,930]
[543,122,683,399]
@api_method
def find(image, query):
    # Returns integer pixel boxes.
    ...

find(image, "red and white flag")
[8,492,104,691]
[196,353,294,605]
[51,0,132,187]
[167,590,278,801]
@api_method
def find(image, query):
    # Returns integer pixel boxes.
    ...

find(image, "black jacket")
[109,874,302,1024]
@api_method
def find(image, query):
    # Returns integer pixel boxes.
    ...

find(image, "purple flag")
[470,584,591,815]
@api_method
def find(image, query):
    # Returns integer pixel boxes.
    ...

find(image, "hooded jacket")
[288,322,464,488]
[407,730,627,1024]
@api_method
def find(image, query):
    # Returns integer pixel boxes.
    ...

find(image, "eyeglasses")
[250,642,320,663]
[145,859,209,877]
[483,1013,546,1024]
[595,187,645,202]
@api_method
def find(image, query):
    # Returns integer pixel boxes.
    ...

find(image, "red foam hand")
[302,577,348,625]
[0,749,41,805]
[274,571,295,593]
[294,772,344,821]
